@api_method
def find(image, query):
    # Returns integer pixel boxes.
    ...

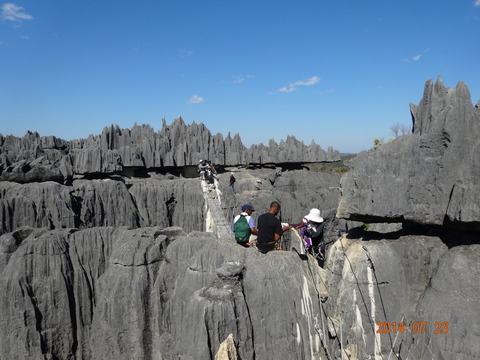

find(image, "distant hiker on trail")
[293,208,325,258]
[207,161,217,175]
[229,172,236,193]
[232,204,258,247]
[256,201,292,253]
[205,165,216,185]
[197,160,208,179]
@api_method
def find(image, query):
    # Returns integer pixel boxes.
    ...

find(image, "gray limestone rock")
[0,159,65,183]
[0,181,79,234]
[128,177,205,233]
[337,78,480,231]
[2,78,479,360]
[2,223,331,360]
[89,227,170,360]
[154,232,327,360]
[398,244,480,360]
[0,132,71,183]
[72,179,141,229]
[71,148,123,174]
[0,176,206,237]
[1,119,340,183]
[322,232,480,360]
[0,229,78,359]
[0,224,479,359]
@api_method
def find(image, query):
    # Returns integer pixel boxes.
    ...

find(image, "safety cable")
[290,228,335,359]
[387,314,404,360]
[362,246,395,350]
[292,228,356,359]
[340,237,385,360]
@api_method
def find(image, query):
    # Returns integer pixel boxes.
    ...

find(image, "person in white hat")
[293,208,325,257]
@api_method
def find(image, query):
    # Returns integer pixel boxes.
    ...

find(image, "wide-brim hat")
[304,208,324,223]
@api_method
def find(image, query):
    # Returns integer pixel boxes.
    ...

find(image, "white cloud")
[276,76,320,93]
[474,0,480,6]
[278,86,296,93]
[0,41,7,46]
[403,54,422,63]
[189,95,205,104]
[234,74,255,84]
[295,76,321,86]
[1,3,33,22]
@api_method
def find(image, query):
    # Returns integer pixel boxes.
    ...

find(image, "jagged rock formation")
[337,77,480,231]
[2,79,480,360]
[3,223,477,359]
[0,156,349,359]
[0,118,340,183]
[0,226,327,360]
[0,177,205,235]
[331,77,480,359]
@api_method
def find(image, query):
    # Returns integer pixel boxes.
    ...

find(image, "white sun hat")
[304,208,324,223]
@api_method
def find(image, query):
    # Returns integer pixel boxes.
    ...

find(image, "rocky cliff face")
[0,118,340,183]
[0,226,328,360]
[0,151,347,359]
[0,177,205,236]
[332,77,480,359]
[337,77,480,231]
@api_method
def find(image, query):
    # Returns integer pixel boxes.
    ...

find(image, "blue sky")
[1,0,479,153]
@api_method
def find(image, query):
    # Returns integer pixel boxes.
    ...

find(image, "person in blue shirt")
[232,204,258,247]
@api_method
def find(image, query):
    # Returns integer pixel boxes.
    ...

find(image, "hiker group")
[197,159,216,184]
[232,201,326,258]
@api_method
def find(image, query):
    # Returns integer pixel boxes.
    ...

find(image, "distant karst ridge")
[0,117,340,183]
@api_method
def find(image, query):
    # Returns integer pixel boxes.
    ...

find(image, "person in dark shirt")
[256,201,292,253]
[229,172,236,193]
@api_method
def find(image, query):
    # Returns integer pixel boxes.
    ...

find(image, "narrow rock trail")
[200,176,234,240]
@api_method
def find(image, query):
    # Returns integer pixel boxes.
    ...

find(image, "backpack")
[234,215,251,243]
